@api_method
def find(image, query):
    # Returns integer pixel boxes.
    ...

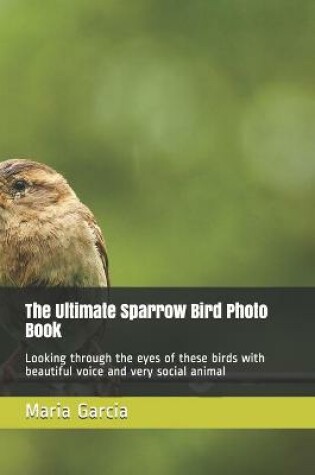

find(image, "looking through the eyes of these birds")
[0,158,110,384]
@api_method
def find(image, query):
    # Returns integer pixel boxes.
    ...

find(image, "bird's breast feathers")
[0,209,108,287]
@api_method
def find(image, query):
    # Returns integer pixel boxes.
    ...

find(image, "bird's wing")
[92,220,110,287]
[80,206,110,287]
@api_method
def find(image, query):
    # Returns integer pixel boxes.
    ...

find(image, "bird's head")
[0,159,76,224]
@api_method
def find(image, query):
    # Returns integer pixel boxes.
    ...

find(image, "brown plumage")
[0,159,109,287]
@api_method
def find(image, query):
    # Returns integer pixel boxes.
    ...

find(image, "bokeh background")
[0,0,314,472]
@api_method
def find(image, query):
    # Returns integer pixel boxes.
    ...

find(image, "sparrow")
[0,158,110,384]
[0,159,109,287]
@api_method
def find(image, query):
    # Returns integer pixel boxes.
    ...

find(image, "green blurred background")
[0,0,314,472]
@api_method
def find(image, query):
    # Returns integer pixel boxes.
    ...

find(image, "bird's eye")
[12,180,27,193]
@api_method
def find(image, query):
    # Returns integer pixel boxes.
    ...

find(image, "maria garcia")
[25,402,128,420]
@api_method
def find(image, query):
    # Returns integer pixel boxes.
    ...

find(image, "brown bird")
[0,158,109,287]
[0,158,110,384]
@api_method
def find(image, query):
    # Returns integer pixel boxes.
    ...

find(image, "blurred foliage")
[0,0,314,473]
[1,430,315,475]
[0,0,314,286]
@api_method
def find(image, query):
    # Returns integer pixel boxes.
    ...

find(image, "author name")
[25,402,128,420]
